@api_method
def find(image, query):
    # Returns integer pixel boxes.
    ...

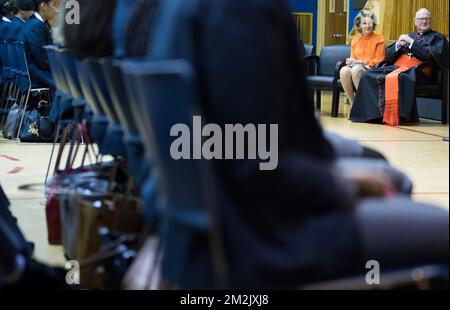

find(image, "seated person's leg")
[350,65,366,90]
[340,66,355,106]
[361,147,386,161]
[355,197,449,268]
[324,131,387,161]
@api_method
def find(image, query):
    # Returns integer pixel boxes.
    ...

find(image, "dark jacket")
[147,0,360,289]
[22,14,55,89]
[387,30,449,72]
[0,17,12,41]
[7,16,27,42]
[0,18,11,76]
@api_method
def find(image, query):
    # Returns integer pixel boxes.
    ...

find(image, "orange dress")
[350,33,385,68]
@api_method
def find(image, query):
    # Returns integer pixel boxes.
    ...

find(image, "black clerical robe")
[350,30,449,124]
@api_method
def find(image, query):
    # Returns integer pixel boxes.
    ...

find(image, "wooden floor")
[0,92,448,267]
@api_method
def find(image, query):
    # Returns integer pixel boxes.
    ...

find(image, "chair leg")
[44,118,62,185]
[15,89,31,141]
[331,88,340,118]
[316,90,321,111]
[442,98,448,125]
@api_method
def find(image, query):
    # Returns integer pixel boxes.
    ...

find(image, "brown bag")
[75,192,143,261]
[68,186,143,290]
[46,123,94,246]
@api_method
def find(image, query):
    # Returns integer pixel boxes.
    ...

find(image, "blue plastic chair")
[44,46,70,94]
[57,49,87,123]
[86,60,119,125]
[86,59,125,157]
[1,42,19,116]
[99,58,138,136]
[44,46,74,123]
[73,58,104,116]
[74,58,109,152]
[98,57,151,186]
[121,59,229,289]
[12,42,51,141]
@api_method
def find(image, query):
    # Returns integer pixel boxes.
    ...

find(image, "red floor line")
[395,126,447,139]
[359,139,441,142]
[7,167,24,175]
[0,154,21,162]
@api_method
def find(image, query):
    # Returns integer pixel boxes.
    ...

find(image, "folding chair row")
[44,46,151,189]
[1,41,28,127]
[1,40,51,139]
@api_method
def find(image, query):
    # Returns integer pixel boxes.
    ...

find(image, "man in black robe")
[350,8,448,125]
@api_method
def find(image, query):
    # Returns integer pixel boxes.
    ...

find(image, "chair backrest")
[9,42,31,94]
[0,41,10,69]
[58,49,85,101]
[85,59,120,124]
[304,44,316,56]
[74,58,103,116]
[120,59,157,153]
[318,45,351,76]
[44,45,70,95]
[99,58,139,135]
[6,42,19,73]
[121,59,227,289]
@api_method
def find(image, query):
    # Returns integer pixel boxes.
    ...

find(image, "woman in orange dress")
[340,10,385,111]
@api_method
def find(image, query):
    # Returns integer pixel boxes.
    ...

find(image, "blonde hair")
[354,10,377,33]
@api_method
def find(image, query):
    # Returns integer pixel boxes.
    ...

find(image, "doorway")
[317,0,349,53]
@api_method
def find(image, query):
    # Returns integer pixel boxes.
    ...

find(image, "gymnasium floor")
[0,92,449,268]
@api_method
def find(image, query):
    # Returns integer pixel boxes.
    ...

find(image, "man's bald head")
[415,8,432,33]
[415,8,431,19]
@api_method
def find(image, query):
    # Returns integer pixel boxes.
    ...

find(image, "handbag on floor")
[70,188,144,290]
[2,104,22,139]
[19,107,56,143]
[45,124,96,245]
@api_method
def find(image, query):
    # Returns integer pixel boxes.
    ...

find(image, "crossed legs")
[340,65,366,108]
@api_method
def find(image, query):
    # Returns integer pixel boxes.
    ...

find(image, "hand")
[348,174,393,198]
[346,58,355,66]
[341,169,396,198]
[398,34,413,45]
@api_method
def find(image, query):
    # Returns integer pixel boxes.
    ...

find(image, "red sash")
[383,55,423,126]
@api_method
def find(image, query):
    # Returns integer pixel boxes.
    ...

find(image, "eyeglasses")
[416,17,431,22]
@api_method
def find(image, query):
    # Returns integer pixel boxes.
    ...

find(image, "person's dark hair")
[354,10,377,33]
[1,0,13,17]
[64,0,117,58]
[125,0,160,57]
[14,0,35,11]
[33,0,51,12]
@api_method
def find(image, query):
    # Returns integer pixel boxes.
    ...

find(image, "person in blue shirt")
[21,0,59,89]
[7,0,34,41]
[0,0,13,42]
